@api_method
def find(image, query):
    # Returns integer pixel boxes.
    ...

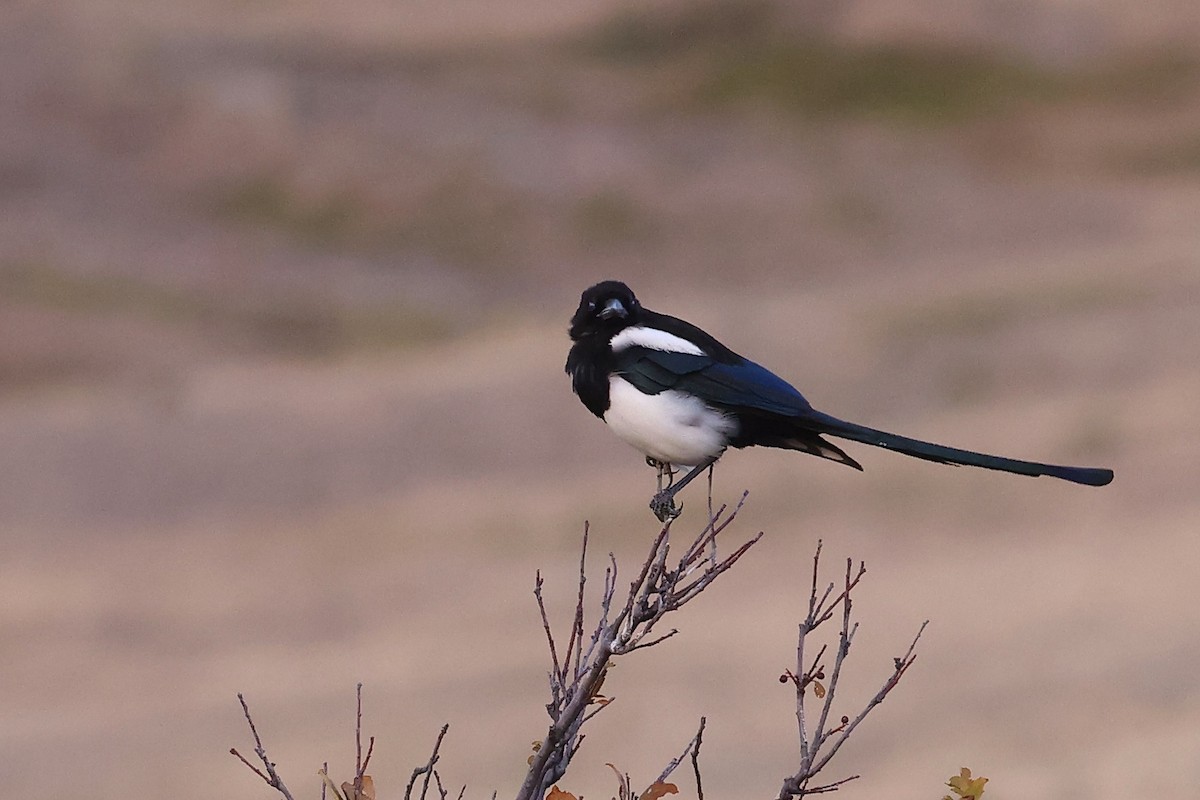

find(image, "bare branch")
[535,571,565,706]
[798,774,860,794]
[778,543,927,800]
[651,716,707,789]
[808,621,928,779]
[355,683,364,776]
[565,525,589,683]
[433,770,451,800]
[691,717,707,800]
[229,693,297,800]
[230,747,270,785]
[407,724,451,800]
[622,627,678,653]
[517,495,760,800]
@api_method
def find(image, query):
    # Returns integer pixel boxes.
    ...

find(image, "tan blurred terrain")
[2,2,1199,799]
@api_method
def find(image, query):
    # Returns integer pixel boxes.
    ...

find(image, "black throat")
[566,335,614,418]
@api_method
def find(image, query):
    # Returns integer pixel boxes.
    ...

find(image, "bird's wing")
[613,347,814,416]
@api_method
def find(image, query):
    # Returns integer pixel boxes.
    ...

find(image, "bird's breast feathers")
[604,377,736,466]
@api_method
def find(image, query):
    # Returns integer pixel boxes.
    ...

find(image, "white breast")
[604,377,737,467]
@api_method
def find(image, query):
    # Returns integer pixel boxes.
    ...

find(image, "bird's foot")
[650,490,683,522]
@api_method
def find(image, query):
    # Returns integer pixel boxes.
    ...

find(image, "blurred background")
[2,1,1199,798]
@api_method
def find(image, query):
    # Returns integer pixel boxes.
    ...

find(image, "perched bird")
[566,280,1114,520]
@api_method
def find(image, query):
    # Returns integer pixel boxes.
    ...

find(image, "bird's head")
[569,281,642,341]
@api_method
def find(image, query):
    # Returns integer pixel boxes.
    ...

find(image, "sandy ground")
[2,2,1199,799]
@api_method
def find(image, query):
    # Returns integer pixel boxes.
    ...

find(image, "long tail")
[802,410,1114,487]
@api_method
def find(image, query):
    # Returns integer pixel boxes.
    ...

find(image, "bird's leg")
[650,455,718,522]
[647,457,677,494]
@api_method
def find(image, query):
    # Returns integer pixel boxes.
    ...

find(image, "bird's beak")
[599,298,627,320]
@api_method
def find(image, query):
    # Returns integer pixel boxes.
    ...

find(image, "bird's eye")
[587,300,597,311]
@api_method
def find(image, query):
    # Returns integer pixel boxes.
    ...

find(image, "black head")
[569,281,642,341]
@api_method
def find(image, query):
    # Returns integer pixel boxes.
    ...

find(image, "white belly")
[604,378,737,466]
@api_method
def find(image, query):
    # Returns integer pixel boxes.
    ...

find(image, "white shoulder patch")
[610,325,705,356]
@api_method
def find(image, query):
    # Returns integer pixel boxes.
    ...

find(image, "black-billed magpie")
[566,280,1114,520]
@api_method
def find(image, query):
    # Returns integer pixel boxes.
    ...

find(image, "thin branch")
[433,770,450,800]
[801,774,860,794]
[622,628,678,653]
[811,560,862,751]
[230,747,271,785]
[651,716,707,788]
[535,571,565,704]
[356,683,364,775]
[808,621,928,778]
[517,495,760,800]
[691,717,707,800]
[361,737,375,778]
[565,525,589,683]
[406,724,451,800]
[778,542,928,800]
[229,694,297,800]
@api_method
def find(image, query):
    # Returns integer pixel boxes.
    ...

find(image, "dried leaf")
[946,767,988,799]
[341,776,376,800]
[319,770,346,800]
[547,786,578,800]
[812,680,826,699]
[528,740,543,766]
[606,763,632,800]
[590,694,614,707]
[638,781,678,800]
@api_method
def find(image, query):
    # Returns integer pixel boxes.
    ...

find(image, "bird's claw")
[650,491,682,522]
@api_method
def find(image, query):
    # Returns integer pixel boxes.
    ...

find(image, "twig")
[564,525,589,684]
[535,571,564,707]
[433,770,452,800]
[777,542,928,799]
[517,495,761,800]
[352,682,376,784]
[691,717,707,800]
[356,683,364,775]
[229,693,297,800]
[651,716,707,788]
[407,724,451,800]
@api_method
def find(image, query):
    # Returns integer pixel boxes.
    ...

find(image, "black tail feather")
[802,411,1114,487]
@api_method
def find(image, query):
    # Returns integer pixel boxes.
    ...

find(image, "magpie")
[566,280,1114,521]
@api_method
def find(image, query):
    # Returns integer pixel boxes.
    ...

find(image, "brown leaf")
[547,785,578,800]
[341,776,376,800]
[590,694,614,707]
[528,740,543,766]
[638,781,678,800]
[812,680,826,699]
